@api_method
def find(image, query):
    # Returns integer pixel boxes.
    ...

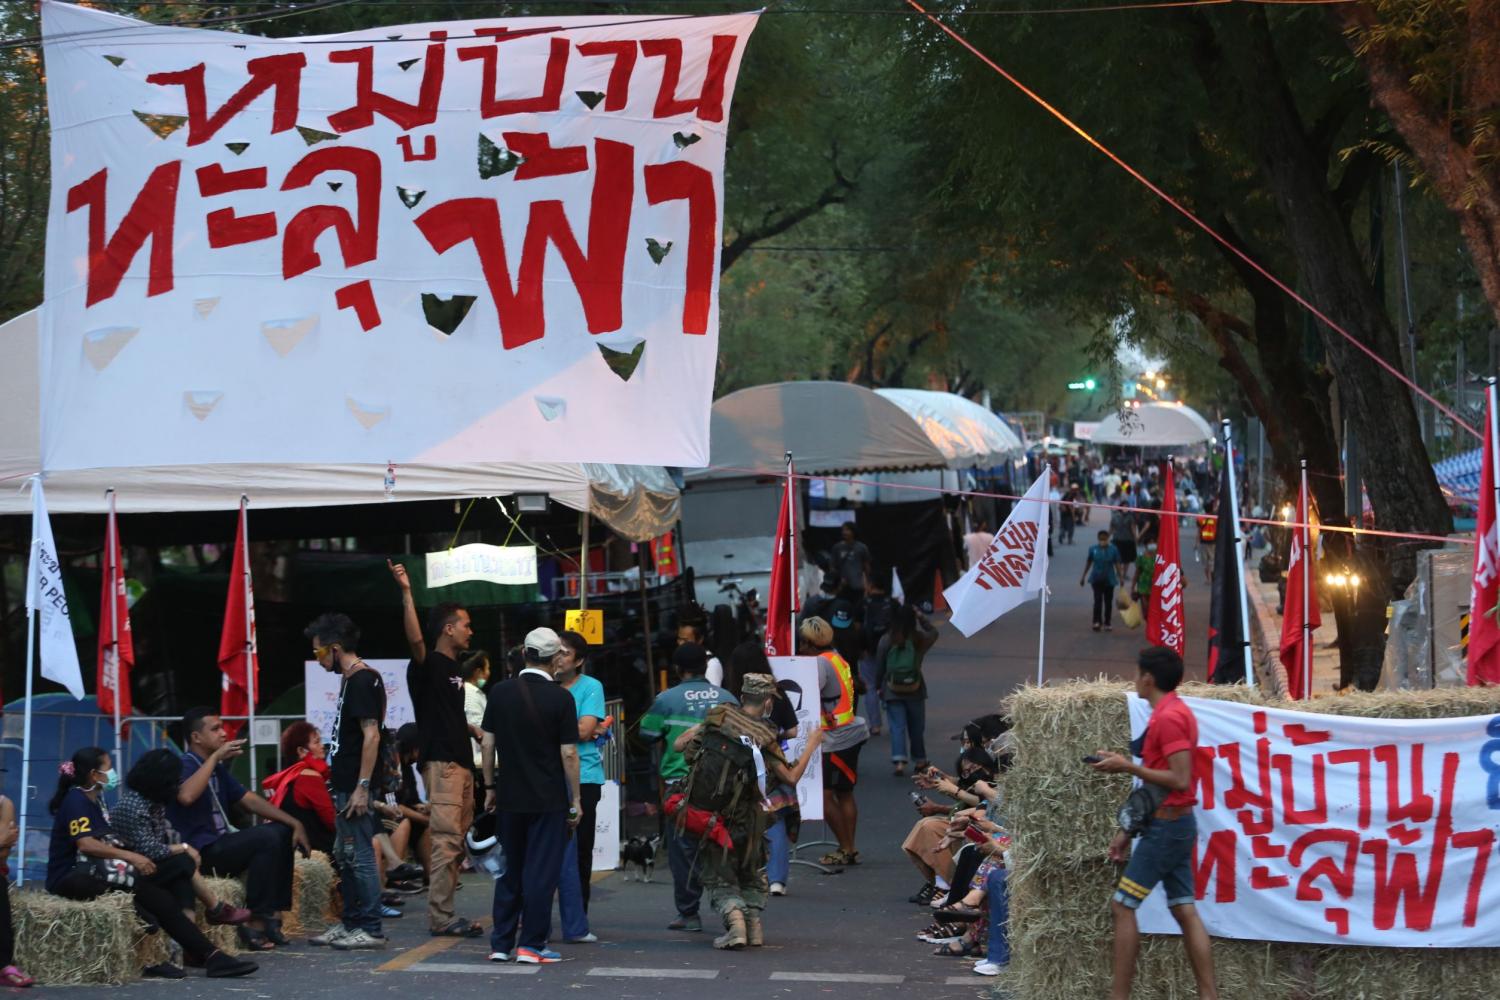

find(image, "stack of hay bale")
[1004,679,1500,1000]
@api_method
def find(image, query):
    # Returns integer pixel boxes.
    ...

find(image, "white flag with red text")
[944,471,1050,637]
[1468,383,1500,685]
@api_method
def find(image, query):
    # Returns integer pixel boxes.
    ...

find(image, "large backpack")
[683,726,757,816]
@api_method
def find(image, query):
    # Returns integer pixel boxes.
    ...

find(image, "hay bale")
[1004,679,1500,1000]
[282,851,337,936]
[13,888,140,985]
[199,875,244,954]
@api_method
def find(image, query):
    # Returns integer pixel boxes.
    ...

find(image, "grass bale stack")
[12,889,140,985]
[1004,679,1500,1000]
[136,875,245,969]
[283,850,337,936]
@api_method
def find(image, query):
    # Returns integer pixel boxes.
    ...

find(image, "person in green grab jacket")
[639,643,737,934]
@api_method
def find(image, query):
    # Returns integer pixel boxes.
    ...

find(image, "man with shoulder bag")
[1088,647,1218,1000]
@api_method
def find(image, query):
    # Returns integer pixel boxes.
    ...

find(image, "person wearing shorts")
[799,617,869,867]
[1089,647,1218,1000]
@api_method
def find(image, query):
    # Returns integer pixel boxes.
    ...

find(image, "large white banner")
[769,656,823,821]
[304,658,416,738]
[40,2,758,471]
[1128,694,1500,948]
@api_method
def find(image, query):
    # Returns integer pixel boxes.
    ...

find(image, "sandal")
[933,904,983,922]
[0,966,34,988]
[236,926,276,951]
[206,902,251,926]
[818,850,849,866]
[933,939,975,957]
[431,918,484,938]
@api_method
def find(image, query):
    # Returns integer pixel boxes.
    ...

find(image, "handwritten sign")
[1130,695,1500,947]
[303,659,416,741]
[565,608,604,644]
[426,543,537,588]
[39,2,759,471]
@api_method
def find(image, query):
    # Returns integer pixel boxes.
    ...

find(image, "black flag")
[1207,458,1246,684]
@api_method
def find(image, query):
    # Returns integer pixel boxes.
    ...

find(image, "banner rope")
[901,0,1481,443]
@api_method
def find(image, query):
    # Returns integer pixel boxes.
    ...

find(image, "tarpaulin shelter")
[1089,401,1216,449]
[1433,447,1482,505]
[0,309,680,540]
[682,382,1022,609]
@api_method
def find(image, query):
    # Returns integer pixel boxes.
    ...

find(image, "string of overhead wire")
[0,0,1358,50]
[902,0,1482,443]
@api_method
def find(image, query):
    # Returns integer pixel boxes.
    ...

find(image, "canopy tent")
[0,310,678,540]
[1089,402,1216,448]
[1433,447,1482,503]
[872,388,1026,470]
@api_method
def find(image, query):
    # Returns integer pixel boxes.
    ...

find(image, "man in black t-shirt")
[390,560,486,938]
[479,628,581,964]
[830,522,871,603]
[306,613,387,950]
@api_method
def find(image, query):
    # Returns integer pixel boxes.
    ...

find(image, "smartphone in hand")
[1082,754,1103,765]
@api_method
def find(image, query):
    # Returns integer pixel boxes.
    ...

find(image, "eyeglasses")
[313,644,333,660]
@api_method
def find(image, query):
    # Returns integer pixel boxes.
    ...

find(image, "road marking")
[376,935,461,972]
[406,961,540,975]
[769,973,905,984]
[946,975,990,985]
[587,967,720,979]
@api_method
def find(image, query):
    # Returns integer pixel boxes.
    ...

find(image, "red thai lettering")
[196,164,276,248]
[458,37,569,118]
[1360,753,1459,932]
[397,134,437,161]
[1327,748,1373,828]
[644,161,716,334]
[279,147,382,279]
[1220,739,1274,835]
[335,279,381,331]
[1271,751,1328,825]
[639,36,738,122]
[576,40,638,111]
[414,139,633,349]
[1191,746,1217,808]
[503,132,588,180]
[1450,826,1495,927]
[65,163,182,306]
[1373,744,1435,825]
[328,33,447,133]
[1193,829,1237,903]
[146,53,305,146]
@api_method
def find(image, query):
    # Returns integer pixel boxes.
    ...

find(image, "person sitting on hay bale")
[0,794,33,987]
[114,749,254,947]
[1089,647,1219,1000]
[262,722,336,855]
[47,746,258,979]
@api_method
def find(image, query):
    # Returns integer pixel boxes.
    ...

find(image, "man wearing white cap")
[480,627,582,965]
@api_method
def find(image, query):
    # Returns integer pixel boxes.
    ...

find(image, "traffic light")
[1067,378,1097,391]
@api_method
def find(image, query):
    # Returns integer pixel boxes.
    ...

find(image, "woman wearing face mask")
[461,651,492,814]
[47,747,259,979]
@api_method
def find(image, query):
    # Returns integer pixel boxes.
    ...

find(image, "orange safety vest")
[1198,516,1217,543]
[819,650,856,729]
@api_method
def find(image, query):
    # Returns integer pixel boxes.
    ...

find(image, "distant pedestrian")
[480,628,581,965]
[875,605,938,775]
[1132,542,1157,608]
[1089,648,1217,999]
[1109,494,1138,574]
[389,560,485,939]
[1196,501,1218,585]
[1060,487,1079,545]
[799,617,869,866]
[461,651,491,771]
[830,522,872,603]
[1080,530,1122,632]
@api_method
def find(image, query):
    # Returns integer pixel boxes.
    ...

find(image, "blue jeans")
[766,815,790,886]
[491,809,568,954]
[667,826,704,918]
[986,867,1009,965]
[886,698,927,763]
[1115,813,1196,910]
[858,655,882,729]
[331,791,382,935]
[557,832,589,940]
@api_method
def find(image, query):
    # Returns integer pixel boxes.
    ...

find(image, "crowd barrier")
[1004,680,1500,1000]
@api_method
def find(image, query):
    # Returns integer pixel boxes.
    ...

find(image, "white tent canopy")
[1090,402,1215,448]
[873,388,1025,469]
[0,310,678,540]
[690,381,1017,480]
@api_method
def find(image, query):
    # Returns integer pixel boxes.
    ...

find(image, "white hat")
[524,627,562,661]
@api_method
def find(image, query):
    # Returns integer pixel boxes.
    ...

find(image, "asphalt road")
[54,526,1210,1000]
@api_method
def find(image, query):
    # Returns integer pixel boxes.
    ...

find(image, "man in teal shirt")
[640,643,737,932]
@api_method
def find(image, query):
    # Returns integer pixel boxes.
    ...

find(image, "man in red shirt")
[1091,647,1218,1000]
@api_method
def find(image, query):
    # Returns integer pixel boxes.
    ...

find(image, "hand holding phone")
[1082,754,1103,765]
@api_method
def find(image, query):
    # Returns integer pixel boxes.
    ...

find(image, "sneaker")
[973,960,1003,976]
[331,929,387,951]
[143,963,185,979]
[667,915,702,932]
[768,882,787,897]
[514,948,561,964]
[564,933,598,943]
[381,905,403,919]
[309,924,351,947]
[488,952,511,963]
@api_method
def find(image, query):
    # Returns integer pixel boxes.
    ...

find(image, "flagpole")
[1299,461,1311,700]
[1490,379,1500,582]
[240,496,257,788]
[1222,421,1255,689]
[17,478,40,887]
[1037,467,1051,686]
[106,490,123,776]
[785,451,797,650]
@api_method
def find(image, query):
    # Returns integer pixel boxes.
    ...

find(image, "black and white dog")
[619,835,661,882]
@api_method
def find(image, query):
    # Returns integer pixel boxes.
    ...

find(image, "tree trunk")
[1213,7,1452,592]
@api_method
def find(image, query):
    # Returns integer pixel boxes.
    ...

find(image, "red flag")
[764,463,799,656]
[217,499,258,737]
[1469,384,1500,685]
[96,496,134,721]
[1146,463,1186,656]
[1280,467,1322,699]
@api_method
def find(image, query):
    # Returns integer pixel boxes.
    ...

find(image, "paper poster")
[303,658,416,742]
[426,543,537,588]
[39,2,759,471]
[592,780,621,871]
[769,656,823,821]
[565,608,605,644]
